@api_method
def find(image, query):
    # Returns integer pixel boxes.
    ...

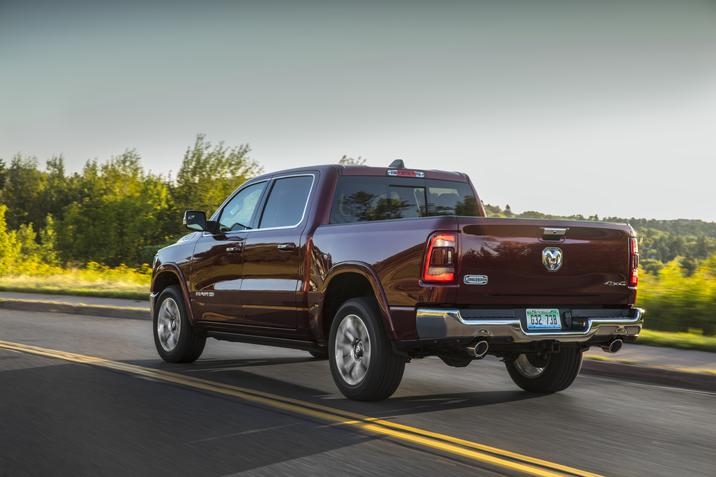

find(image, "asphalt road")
[1,310,714,477]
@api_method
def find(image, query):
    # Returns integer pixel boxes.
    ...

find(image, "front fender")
[151,263,196,324]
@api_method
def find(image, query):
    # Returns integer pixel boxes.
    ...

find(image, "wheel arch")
[151,265,196,323]
[317,262,396,343]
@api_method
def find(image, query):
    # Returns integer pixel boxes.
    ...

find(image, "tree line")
[484,204,716,275]
[0,134,261,268]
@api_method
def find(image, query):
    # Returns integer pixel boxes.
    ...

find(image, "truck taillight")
[629,237,639,288]
[423,233,457,283]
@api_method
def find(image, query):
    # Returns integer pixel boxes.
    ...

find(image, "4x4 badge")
[542,247,563,272]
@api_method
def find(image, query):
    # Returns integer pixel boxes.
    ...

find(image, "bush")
[638,255,716,335]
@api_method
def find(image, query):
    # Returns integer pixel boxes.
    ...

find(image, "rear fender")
[318,262,396,341]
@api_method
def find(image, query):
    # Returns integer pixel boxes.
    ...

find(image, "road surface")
[0,309,713,476]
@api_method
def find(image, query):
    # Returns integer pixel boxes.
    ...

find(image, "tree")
[694,235,710,259]
[1,154,47,229]
[41,155,74,219]
[0,204,21,273]
[172,134,262,223]
[339,155,367,166]
[56,150,172,266]
[39,214,59,265]
[0,158,6,190]
[16,223,39,258]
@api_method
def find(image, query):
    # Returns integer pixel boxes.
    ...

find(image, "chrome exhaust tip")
[602,338,623,354]
[467,340,489,359]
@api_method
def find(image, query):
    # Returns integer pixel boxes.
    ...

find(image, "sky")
[1,0,715,221]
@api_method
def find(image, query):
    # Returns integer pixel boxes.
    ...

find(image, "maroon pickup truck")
[151,161,643,401]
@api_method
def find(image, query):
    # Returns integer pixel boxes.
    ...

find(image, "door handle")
[277,242,296,251]
[226,242,244,253]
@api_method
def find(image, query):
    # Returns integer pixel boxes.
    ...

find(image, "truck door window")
[218,181,267,232]
[258,175,314,229]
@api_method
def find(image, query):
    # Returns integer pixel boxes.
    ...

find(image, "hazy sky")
[1,0,715,221]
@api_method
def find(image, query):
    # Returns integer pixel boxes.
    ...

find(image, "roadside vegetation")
[637,255,716,336]
[1,141,714,349]
[0,262,149,300]
[636,329,716,353]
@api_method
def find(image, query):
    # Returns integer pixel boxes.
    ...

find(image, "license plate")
[526,309,562,330]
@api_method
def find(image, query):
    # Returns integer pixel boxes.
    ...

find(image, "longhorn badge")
[542,247,563,272]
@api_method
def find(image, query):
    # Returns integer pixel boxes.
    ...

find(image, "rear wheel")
[329,298,405,401]
[505,347,583,393]
[153,285,206,363]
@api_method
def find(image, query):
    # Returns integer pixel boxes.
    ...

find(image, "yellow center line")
[0,340,601,477]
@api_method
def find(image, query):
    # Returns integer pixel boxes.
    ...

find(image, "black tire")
[309,350,328,360]
[328,298,405,401]
[505,347,583,393]
[153,285,206,363]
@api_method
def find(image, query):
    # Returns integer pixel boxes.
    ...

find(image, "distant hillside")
[484,204,716,273]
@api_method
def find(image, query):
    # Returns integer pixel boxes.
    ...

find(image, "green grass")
[583,355,638,365]
[0,266,150,301]
[637,329,716,353]
[0,285,148,300]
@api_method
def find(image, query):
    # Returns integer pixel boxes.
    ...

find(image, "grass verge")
[0,285,147,301]
[637,329,716,353]
[0,267,149,301]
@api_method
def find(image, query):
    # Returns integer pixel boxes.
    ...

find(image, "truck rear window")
[330,176,480,223]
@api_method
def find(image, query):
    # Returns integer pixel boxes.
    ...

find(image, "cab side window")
[218,181,267,232]
[259,175,314,229]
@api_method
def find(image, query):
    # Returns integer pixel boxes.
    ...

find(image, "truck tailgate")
[455,218,634,306]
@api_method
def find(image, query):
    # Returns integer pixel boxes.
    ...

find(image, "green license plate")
[526,309,561,330]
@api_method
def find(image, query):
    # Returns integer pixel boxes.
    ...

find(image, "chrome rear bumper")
[416,307,644,344]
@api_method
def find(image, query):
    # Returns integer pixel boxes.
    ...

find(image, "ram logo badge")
[463,274,488,285]
[542,247,563,272]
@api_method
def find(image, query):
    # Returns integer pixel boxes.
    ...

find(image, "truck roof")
[252,163,469,182]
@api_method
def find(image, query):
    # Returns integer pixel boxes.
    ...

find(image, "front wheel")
[153,285,206,363]
[505,347,583,393]
[328,298,405,401]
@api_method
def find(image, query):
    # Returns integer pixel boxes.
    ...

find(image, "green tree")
[638,254,716,335]
[483,203,504,217]
[0,158,6,190]
[41,155,74,219]
[172,134,262,222]
[39,214,59,265]
[57,150,172,266]
[1,154,47,229]
[0,204,21,273]
[16,223,39,259]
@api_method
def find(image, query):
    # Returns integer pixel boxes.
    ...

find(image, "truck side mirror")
[183,210,207,231]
